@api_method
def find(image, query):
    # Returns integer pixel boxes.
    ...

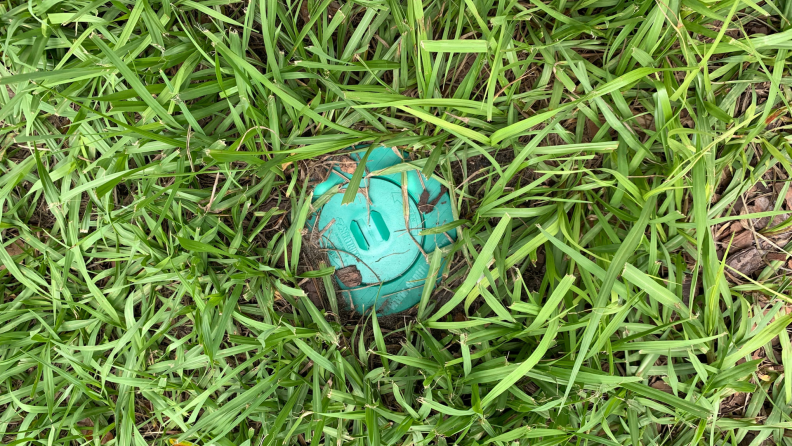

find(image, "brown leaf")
[725,230,754,252]
[719,392,749,416]
[338,156,357,174]
[336,265,362,287]
[418,189,430,208]
[1,241,24,271]
[302,279,324,308]
[633,114,655,131]
[650,380,674,394]
[726,247,767,276]
[4,241,23,256]
[764,108,786,126]
[299,0,311,23]
[418,186,447,214]
[585,118,600,140]
[763,231,792,250]
[327,1,341,16]
[785,187,792,211]
[80,427,113,445]
[717,222,741,241]
[749,196,771,230]
[769,212,789,228]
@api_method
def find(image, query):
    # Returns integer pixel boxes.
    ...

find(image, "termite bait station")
[307,146,456,316]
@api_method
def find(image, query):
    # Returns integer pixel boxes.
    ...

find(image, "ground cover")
[1,0,792,444]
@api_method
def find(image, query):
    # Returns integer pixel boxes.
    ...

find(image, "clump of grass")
[1,0,791,444]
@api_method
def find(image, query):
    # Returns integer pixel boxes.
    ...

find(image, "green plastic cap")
[309,146,456,315]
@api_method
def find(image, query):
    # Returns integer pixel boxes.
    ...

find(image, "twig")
[205,172,220,212]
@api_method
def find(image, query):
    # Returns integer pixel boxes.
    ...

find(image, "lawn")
[1,0,792,444]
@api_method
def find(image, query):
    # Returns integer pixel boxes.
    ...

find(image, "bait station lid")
[308,146,456,315]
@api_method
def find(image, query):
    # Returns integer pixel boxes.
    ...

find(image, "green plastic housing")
[308,146,456,315]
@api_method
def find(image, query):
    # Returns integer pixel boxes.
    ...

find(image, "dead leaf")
[720,392,749,416]
[762,231,792,250]
[78,418,114,445]
[769,212,789,228]
[717,222,741,241]
[0,241,24,271]
[6,241,23,255]
[302,279,324,308]
[726,247,767,276]
[336,265,362,287]
[650,380,674,394]
[749,196,771,230]
[726,230,754,252]
[585,119,600,140]
[338,156,357,174]
[764,108,786,126]
[633,114,655,131]
[299,0,310,23]
[785,187,792,211]
[418,186,447,214]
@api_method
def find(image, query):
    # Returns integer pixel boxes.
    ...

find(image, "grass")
[0,0,792,444]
